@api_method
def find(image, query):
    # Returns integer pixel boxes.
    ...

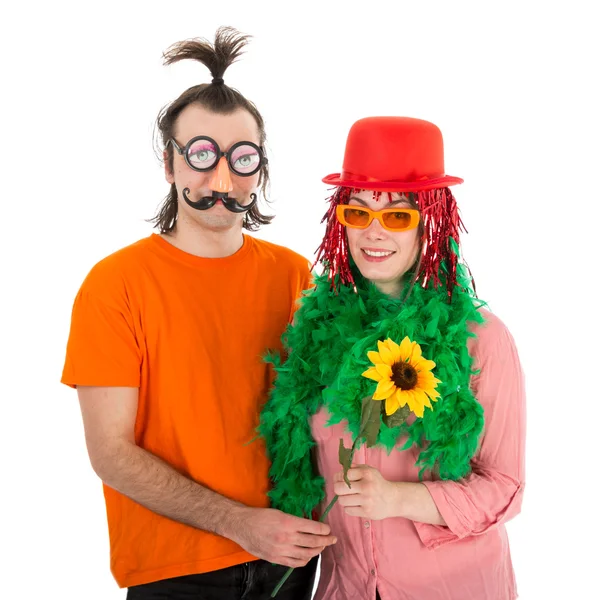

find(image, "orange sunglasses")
[336,205,420,232]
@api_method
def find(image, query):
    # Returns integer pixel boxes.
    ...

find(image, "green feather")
[259,262,486,518]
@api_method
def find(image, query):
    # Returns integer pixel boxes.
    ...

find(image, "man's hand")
[229,507,337,568]
[333,464,400,521]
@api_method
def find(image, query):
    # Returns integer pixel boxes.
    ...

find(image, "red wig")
[314,186,468,298]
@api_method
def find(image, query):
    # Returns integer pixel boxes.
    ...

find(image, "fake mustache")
[182,189,258,214]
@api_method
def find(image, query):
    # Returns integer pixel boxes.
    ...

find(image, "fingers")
[333,467,369,483]
[293,532,337,549]
[334,480,361,496]
[274,554,314,569]
[274,516,336,548]
[253,537,324,568]
[240,510,334,568]
[337,494,362,508]
[279,544,325,566]
[342,506,364,518]
[292,516,331,536]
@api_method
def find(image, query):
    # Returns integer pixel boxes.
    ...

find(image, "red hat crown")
[322,117,463,192]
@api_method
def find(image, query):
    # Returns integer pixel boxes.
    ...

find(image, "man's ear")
[164,150,175,184]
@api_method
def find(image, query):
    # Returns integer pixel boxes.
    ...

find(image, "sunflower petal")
[375,363,393,378]
[417,372,436,385]
[362,367,382,381]
[410,391,427,417]
[416,389,432,409]
[413,359,435,372]
[385,339,402,363]
[367,351,383,365]
[417,378,438,397]
[377,340,394,365]
[409,342,423,363]
[373,381,396,400]
[395,389,408,408]
[427,389,441,401]
[399,336,412,361]
[376,379,395,393]
[415,359,436,372]
[385,394,400,416]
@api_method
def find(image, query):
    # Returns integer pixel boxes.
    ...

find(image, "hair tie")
[212,77,225,85]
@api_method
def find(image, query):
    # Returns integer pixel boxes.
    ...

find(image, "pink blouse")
[310,310,526,600]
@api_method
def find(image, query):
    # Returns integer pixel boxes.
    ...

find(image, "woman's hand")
[333,465,400,520]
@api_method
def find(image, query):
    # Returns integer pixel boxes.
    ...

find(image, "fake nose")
[209,157,234,193]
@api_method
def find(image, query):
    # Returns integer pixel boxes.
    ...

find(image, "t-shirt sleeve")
[414,311,526,548]
[288,256,314,324]
[61,260,142,389]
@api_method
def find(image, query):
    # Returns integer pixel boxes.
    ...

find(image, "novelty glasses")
[336,205,420,232]
[169,135,267,177]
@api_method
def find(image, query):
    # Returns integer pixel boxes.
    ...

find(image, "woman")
[259,117,525,600]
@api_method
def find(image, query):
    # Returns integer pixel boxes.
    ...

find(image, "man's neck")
[161,220,244,259]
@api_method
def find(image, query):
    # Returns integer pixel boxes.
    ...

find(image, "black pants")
[126,557,318,600]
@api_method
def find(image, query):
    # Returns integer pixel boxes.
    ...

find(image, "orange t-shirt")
[61,233,311,587]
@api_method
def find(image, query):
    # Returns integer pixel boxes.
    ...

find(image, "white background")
[1,1,598,598]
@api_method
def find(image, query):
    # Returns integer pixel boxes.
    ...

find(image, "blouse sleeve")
[414,310,526,549]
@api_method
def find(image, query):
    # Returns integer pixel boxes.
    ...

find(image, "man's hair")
[150,27,274,233]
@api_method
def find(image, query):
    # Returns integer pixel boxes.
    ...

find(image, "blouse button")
[370,569,376,576]
[364,521,370,528]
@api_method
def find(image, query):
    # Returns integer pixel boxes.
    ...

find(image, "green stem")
[320,493,339,520]
[271,441,358,597]
[270,495,340,598]
[271,567,293,598]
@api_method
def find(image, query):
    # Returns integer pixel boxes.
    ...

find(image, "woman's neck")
[372,279,403,299]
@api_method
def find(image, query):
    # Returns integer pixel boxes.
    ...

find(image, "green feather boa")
[259,264,486,518]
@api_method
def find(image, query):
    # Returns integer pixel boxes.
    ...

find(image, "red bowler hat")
[322,117,463,192]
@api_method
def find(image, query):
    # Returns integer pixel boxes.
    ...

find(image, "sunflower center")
[391,362,418,390]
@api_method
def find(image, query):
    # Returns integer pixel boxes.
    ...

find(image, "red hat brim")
[321,173,464,192]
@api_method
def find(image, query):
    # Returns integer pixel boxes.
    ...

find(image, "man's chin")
[180,199,242,231]
[196,211,240,232]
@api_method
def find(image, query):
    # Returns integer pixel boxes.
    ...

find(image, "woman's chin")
[356,260,400,283]
[359,270,401,288]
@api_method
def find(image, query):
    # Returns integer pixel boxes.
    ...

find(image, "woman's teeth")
[363,249,394,257]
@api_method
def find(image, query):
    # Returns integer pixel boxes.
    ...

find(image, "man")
[62,27,335,600]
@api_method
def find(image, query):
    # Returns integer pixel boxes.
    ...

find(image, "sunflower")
[362,337,441,418]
